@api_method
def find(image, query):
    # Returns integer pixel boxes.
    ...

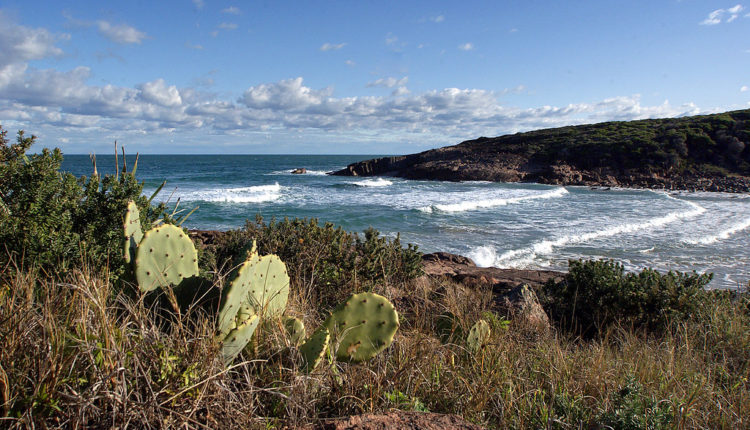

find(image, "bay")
[61,154,750,289]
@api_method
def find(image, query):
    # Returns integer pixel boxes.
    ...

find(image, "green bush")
[541,259,712,337]
[209,216,422,309]
[0,125,167,280]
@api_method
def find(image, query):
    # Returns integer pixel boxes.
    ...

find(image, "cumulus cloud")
[0,16,712,147]
[138,79,182,107]
[742,85,749,92]
[320,42,346,51]
[700,4,744,25]
[0,11,64,67]
[96,20,147,44]
[458,43,474,51]
[222,6,241,15]
[367,76,408,88]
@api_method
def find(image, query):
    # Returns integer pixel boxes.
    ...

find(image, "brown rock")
[291,168,307,174]
[312,412,484,430]
[496,283,550,331]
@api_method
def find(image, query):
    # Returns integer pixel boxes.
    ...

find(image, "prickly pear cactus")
[284,316,305,347]
[217,250,262,337]
[221,315,260,364]
[299,326,329,372]
[123,200,143,265]
[467,319,490,353]
[134,224,199,292]
[324,292,399,362]
[246,254,290,319]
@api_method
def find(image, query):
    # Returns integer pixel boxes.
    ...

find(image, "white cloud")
[0,11,64,67]
[0,16,714,148]
[458,43,474,51]
[222,6,241,15]
[96,20,147,44]
[741,85,749,92]
[431,15,445,23]
[320,42,346,51]
[700,4,744,25]
[345,59,356,66]
[192,0,205,9]
[218,22,238,31]
[367,76,409,88]
[385,34,398,45]
[138,79,182,107]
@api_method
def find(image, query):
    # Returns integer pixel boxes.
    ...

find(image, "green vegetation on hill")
[472,109,750,175]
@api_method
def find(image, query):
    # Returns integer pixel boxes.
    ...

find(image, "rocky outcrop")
[331,109,750,192]
[420,252,563,331]
[291,168,307,174]
[421,252,563,292]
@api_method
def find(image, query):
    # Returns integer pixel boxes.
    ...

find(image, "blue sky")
[0,1,748,154]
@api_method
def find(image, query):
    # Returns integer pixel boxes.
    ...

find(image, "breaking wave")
[178,183,282,203]
[493,199,707,268]
[419,187,568,213]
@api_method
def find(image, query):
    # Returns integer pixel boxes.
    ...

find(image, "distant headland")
[332,109,750,192]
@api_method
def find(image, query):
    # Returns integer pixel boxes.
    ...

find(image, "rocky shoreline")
[330,150,750,193]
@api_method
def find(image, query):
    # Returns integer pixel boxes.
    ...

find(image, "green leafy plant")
[541,259,712,336]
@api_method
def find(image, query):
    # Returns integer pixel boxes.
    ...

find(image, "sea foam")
[419,187,568,213]
[494,199,707,268]
[685,216,750,245]
[179,183,282,203]
[348,178,393,187]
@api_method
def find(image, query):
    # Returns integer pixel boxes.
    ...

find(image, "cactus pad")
[221,315,260,364]
[123,200,143,265]
[284,317,305,347]
[299,326,329,372]
[134,224,199,292]
[324,292,399,362]
[246,254,290,319]
[217,250,262,337]
[467,319,491,353]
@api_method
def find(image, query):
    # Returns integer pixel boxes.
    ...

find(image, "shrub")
[209,216,422,310]
[541,259,712,336]
[0,125,167,280]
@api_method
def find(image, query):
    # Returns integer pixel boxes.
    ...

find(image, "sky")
[0,1,748,154]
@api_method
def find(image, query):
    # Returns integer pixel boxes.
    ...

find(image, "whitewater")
[61,154,750,289]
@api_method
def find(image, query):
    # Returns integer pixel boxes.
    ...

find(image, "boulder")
[291,168,307,174]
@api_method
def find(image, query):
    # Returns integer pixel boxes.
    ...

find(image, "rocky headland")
[332,109,750,192]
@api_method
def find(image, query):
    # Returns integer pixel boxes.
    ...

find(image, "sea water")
[61,154,750,289]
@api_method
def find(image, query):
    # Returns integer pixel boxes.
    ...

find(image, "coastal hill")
[332,109,750,192]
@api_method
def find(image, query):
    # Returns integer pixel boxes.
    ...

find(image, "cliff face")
[331,109,750,192]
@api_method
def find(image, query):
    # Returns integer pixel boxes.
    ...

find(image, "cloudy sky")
[0,1,748,154]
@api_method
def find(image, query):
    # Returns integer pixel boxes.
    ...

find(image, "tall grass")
[2,261,748,428]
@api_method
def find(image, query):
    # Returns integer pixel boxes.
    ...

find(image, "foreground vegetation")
[1,127,749,428]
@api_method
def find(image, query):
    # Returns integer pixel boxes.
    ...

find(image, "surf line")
[494,198,707,267]
[420,187,568,213]
[685,216,750,245]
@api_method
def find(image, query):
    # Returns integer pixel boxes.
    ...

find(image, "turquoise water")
[62,154,750,289]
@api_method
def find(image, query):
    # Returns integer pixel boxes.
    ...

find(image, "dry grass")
[1,263,749,429]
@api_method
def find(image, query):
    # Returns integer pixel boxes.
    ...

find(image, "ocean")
[61,154,750,290]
